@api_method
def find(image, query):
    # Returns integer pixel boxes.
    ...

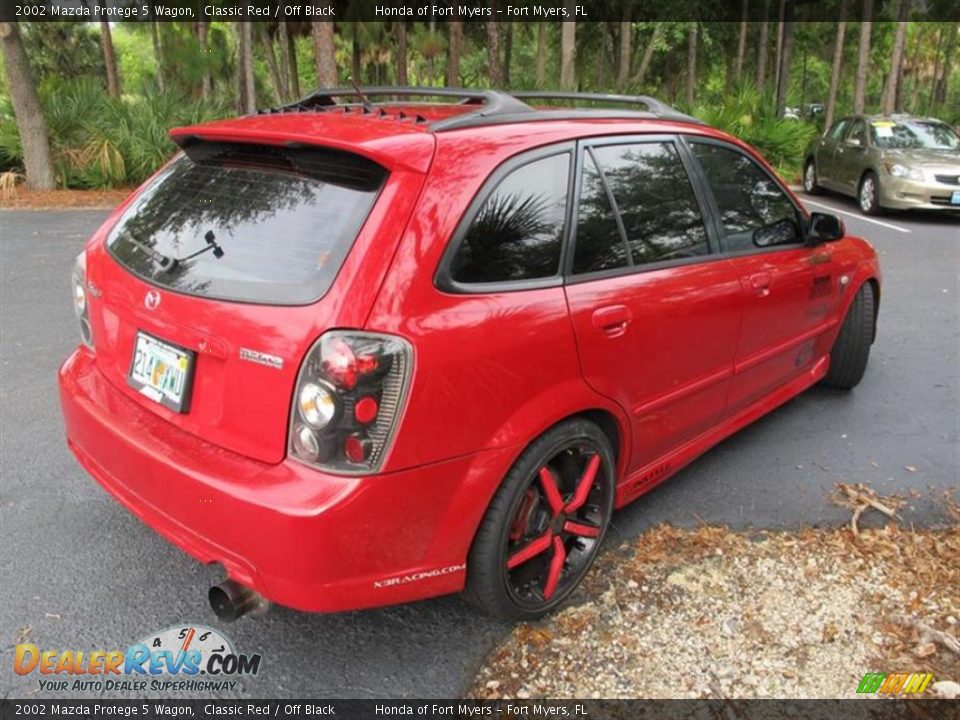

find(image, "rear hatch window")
[106,142,386,305]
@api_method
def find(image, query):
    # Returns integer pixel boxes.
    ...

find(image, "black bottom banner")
[1,700,956,720]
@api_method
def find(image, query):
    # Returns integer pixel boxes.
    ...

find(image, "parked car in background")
[59,88,882,622]
[804,115,960,215]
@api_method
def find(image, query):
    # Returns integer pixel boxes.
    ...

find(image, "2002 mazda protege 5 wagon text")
[59,88,882,621]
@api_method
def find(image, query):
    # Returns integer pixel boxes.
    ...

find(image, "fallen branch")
[904,619,960,655]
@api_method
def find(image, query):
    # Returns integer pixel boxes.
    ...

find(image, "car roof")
[170,87,709,173]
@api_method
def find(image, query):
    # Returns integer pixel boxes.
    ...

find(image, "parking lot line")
[802,199,912,234]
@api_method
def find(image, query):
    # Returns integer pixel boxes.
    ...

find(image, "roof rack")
[509,91,701,124]
[257,86,704,131]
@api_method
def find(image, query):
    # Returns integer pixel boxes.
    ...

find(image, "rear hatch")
[84,141,395,464]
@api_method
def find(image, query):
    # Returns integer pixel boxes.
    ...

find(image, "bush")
[689,84,819,182]
[0,78,229,189]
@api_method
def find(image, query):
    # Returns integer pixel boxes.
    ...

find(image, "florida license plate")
[128,331,195,412]
[952,190,960,205]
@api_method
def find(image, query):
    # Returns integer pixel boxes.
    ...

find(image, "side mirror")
[807,212,845,245]
[845,137,862,147]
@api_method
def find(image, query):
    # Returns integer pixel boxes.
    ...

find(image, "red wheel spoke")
[563,520,601,538]
[564,454,601,514]
[542,536,567,600]
[538,466,565,515]
[506,530,552,570]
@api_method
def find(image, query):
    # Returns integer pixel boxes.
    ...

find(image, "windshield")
[869,120,960,150]
[106,143,386,305]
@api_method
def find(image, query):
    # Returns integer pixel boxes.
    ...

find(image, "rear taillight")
[71,251,93,350]
[288,331,412,474]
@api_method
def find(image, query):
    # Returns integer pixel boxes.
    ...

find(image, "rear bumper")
[879,176,960,210]
[59,348,516,612]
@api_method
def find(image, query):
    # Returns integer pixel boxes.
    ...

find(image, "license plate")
[952,191,960,205]
[128,331,195,413]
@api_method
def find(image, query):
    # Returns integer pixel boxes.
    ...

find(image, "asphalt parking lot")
[1,200,957,699]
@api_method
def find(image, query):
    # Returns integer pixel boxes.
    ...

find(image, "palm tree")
[394,22,407,85]
[446,21,462,86]
[313,21,337,87]
[854,0,874,113]
[98,9,120,97]
[881,0,911,114]
[560,7,576,89]
[686,23,698,107]
[825,1,848,129]
[0,21,55,189]
[735,0,748,83]
[487,11,503,87]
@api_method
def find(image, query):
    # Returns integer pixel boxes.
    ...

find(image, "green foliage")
[690,84,819,181]
[20,22,104,81]
[0,77,228,189]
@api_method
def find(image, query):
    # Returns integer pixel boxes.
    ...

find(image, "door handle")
[591,305,632,334]
[746,272,772,297]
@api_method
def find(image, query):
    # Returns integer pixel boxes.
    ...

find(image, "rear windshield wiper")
[127,230,225,273]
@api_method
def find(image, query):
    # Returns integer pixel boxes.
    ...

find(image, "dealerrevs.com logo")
[14,625,262,693]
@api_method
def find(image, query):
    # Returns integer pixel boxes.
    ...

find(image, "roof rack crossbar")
[508,91,702,124]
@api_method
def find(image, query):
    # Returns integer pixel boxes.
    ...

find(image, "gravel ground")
[471,498,960,700]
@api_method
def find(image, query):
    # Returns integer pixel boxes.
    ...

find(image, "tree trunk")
[775,8,794,117]
[312,21,337,87]
[198,19,212,100]
[629,24,661,88]
[735,0,748,83]
[351,23,361,84]
[934,24,957,110]
[880,1,910,114]
[560,12,576,89]
[446,21,462,86]
[235,21,256,114]
[151,22,165,93]
[394,22,407,86]
[756,2,770,90]
[824,5,847,129]
[686,24,698,107]
[0,22,56,189]
[503,21,513,87]
[773,1,785,99]
[259,26,286,104]
[853,0,873,114]
[616,8,631,90]
[282,22,300,98]
[535,22,547,87]
[99,15,121,97]
[275,21,289,100]
[486,11,503,87]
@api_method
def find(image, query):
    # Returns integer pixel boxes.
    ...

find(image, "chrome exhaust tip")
[208,580,267,622]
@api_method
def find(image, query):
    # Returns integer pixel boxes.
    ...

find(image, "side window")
[572,152,629,273]
[573,141,709,274]
[828,119,850,140]
[690,142,802,252]
[449,153,570,285]
[846,119,867,145]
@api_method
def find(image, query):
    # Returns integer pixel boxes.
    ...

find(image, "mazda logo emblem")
[144,290,161,310]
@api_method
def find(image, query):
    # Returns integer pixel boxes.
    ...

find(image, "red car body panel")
[58,108,881,612]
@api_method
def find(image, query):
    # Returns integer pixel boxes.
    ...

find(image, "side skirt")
[615,355,830,508]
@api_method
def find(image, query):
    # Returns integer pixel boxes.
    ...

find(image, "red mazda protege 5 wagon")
[59,88,881,621]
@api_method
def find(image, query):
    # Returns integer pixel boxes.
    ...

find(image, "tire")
[465,419,616,621]
[821,283,875,390]
[803,159,822,194]
[858,172,883,216]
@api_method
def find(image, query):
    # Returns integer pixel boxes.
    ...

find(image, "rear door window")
[106,143,386,305]
[572,141,710,275]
